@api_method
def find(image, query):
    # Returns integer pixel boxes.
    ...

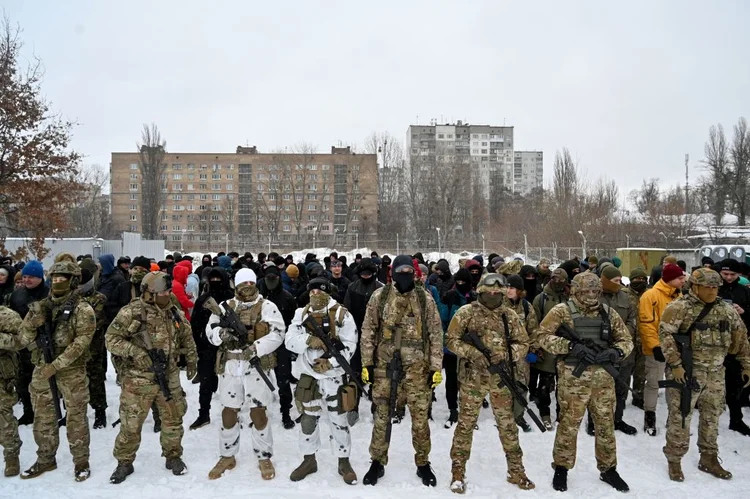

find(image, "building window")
[199,173,207,180]
[130,173,138,180]
[200,194,207,200]
[130,163,138,170]
[129,183,138,191]
[187,205,194,211]
[211,184,221,190]
[130,194,137,201]
[283,214,290,221]
[130,214,137,221]
[226,184,233,191]
[171,235,181,241]
[322,164,330,171]
[322,225,330,231]
[308,214,317,221]
[187,224,195,231]
[172,194,182,201]
[212,173,221,180]
[226,173,233,180]
[199,205,207,211]
[187,184,194,191]
[308,204,317,211]
[173,173,182,180]
[200,184,207,190]
[172,164,182,170]
[283,194,291,200]
[283,225,291,232]
[211,214,220,221]
[130,204,137,211]
[160,225,168,231]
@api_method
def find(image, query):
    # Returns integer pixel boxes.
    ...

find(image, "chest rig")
[33,293,85,367]
[217,298,275,373]
[302,303,345,339]
[563,301,611,365]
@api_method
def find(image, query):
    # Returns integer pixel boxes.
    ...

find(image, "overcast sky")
[5,1,749,200]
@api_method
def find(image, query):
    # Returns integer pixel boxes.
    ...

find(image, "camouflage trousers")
[30,365,90,466]
[632,343,646,401]
[450,373,524,475]
[554,363,617,472]
[113,375,187,464]
[87,328,107,410]
[663,367,724,462]
[369,363,431,466]
[0,380,21,459]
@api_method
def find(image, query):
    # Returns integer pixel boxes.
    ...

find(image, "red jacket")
[172,261,194,320]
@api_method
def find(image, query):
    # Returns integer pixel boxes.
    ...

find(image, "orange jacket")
[639,279,681,355]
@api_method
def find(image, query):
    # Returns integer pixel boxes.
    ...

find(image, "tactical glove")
[429,371,442,389]
[569,342,591,361]
[652,347,666,363]
[219,327,237,343]
[671,365,686,384]
[306,335,326,350]
[187,363,198,381]
[245,344,258,359]
[312,358,332,374]
[362,366,374,385]
[489,350,505,365]
[594,348,619,365]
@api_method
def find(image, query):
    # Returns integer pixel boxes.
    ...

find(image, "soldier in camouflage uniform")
[16,260,96,482]
[0,306,23,477]
[537,272,633,493]
[106,271,197,484]
[623,267,648,408]
[360,255,443,487]
[206,268,285,481]
[446,273,534,494]
[659,268,750,482]
[78,258,108,429]
[285,277,358,484]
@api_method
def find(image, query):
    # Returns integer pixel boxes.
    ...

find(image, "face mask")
[265,276,280,291]
[575,290,600,308]
[630,280,647,293]
[693,285,718,304]
[601,278,621,294]
[456,282,472,295]
[154,294,171,308]
[131,268,148,285]
[310,293,330,310]
[209,280,224,295]
[393,272,415,293]
[551,280,566,292]
[470,272,481,286]
[360,273,374,283]
[479,292,504,309]
[235,282,258,302]
[51,279,71,297]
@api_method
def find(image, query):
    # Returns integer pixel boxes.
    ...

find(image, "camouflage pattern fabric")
[497,260,523,277]
[17,292,96,466]
[0,306,23,460]
[106,297,196,463]
[360,285,443,466]
[536,294,633,471]
[659,288,750,462]
[80,289,108,410]
[506,298,537,385]
[446,300,529,475]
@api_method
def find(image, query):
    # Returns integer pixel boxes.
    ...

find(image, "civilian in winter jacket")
[464,259,483,290]
[172,260,195,320]
[377,255,391,284]
[116,256,131,282]
[0,264,16,305]
[329,260,351,301]
[428,260,455,301]
[194,254,212,279]
[97,253,126,325]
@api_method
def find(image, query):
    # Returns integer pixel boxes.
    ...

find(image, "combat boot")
[363,460,384,485]
[729,419,750,436]
[4,456,19,477]
[17,408,33,426]
[338,457,357,485]
[153,408,162,433]
[416,462,436,486]
[516,417,532,433]
[586,414,595,436]
[632,396,644,409]
[93,409,107,429]
[259,459,275,480]
[109,462,134,484]
[444,409,458,429]
[74,461,90,482]
[507,470,535,490]
[552,465,568,492]
[615,419,637,435]
[644,411,656,436]
[600,467,629,492]
[208,456,236,480]
[668,461,684,482]
[698,453,732,479]
[289,454,317,482]
[282,410,296,429]
[20,460,57,479]
[189,411,210,431]
[165,457,187,476]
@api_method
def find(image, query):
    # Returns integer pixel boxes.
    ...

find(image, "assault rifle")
[38,312,65,427]
[658,302,714,428]
[302,315,367,395]
[462,331,546,432]
[384,348,403,443]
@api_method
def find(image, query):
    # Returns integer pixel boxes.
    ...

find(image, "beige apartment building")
[111,146,378,252]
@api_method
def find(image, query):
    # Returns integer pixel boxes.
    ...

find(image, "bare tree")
[138,123,167,240]
[222,194,237,248]
[703,124,729,226]
[728,117,750,225]
[65,164,114,237]
[365,132,407,238]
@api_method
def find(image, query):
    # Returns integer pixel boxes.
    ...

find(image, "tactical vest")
[563,301,611,365]
[376,284,430,366]
[33,293,87,367]
[216,297,276,373]
[302,303,346,340]
[118,301,186,374]
[680,299,732,351]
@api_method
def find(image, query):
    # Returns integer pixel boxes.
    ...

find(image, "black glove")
[652,347,666,363]
[569,342,591,361]
[594,348,619,365]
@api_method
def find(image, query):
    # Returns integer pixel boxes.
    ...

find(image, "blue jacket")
[99,254,115,276]
[438,287,477,353]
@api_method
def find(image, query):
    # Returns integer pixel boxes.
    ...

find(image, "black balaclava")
[454,268,473,295]
[391,255,415,294]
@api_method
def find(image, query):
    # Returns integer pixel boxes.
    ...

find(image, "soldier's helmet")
[688,268,722,287]
[140,271,172,295]
[497,260,522,276]
[570,272,602,294]
[476,273,508,294]
[49,260,82,289]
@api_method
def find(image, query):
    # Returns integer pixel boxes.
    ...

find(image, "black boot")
[482,398,489,409]
[615,420,637,435]
[586,413,594,436]
[153,405,162,433]
[189,412,210,431]
[17,409,34,426]
[516,417,532,433]
[729,419,750,436]
[110,462,134,484]
[644,411,656,436]
[444,409,458,429]
[363,460,384,486]
[632,397,644,409]
[416,462,436,487]
[552,465,568,492]
[93,409,107,430]
[281,410,295,430]
[600,467,629,492]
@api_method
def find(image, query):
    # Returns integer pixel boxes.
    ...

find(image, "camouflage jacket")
[360,284,443,372]
[79,288,107,333]
[0,306,23,380]
[106,297,197,382]
[17,291,96,370]
[601,288,637,342]
[536,298,633,363]
[659,292,750,372]
[506,297,538,338]
[446,301,529,378]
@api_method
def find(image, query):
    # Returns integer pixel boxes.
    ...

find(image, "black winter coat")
[719,279,750,331]
[98,271,126,324]
[344,278,383,331]
[9,282,49,320]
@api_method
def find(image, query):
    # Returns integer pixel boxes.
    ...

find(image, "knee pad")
[222,407,239,428]
[300,413,318,435]
[249,407,268,430]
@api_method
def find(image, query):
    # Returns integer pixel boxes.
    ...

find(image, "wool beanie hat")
[629,267,648,280]
[22,260,44,279]
[601,266,622,280]
[285,264,299,279]
[662,263,683,283]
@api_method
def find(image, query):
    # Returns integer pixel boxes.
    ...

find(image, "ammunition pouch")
[0,351,19,380]
[295,374,321,413]
[337,381,358,413]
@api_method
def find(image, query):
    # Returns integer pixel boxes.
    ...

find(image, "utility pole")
[685,153,690,214]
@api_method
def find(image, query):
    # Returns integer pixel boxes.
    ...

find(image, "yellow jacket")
[639,279,681,355]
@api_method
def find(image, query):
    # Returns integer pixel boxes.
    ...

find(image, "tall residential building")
[513,151,544,195]
[110,146,377,252]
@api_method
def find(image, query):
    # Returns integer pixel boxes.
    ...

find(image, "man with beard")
[343,258,383,424]
[717,258,750,435]
[623,268,648,409]
[260,265,298,429]
[520,265,540,303]
[537,273,633,493]
[9,261,49,425]
[360,255,443,486]
[530,268,569,430]
[188,267,233,431]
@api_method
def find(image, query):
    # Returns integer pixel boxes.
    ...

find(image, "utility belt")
[216,348,276,374]
[294,373,357,414]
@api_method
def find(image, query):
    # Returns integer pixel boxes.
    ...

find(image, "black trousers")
[443,353,458,412]
[16,348,33,413]
[197,347,218,415]
[726,354,749,423]
[531,366,557,418]
[274,344,293,414]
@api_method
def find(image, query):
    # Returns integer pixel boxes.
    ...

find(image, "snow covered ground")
[9,361,750,499]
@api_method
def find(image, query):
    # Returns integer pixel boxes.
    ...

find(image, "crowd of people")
[0,248,748,493]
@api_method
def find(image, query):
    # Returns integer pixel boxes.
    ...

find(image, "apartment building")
[513,151,544,195]
[110,146,377,251]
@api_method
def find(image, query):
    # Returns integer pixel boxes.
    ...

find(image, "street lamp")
[577,230,587,258]
[436,227,441,258]
[626,234,630,248]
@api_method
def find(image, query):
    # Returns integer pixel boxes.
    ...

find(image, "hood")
[176,260,193,273]
[559,260,580,282]
[201,254,212,266]
[464,259,482,272]
[0,264,17,290]
[173,264,190,284]
[208,267,231,288]
[217,255,232,271]
[99,254,115,275]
